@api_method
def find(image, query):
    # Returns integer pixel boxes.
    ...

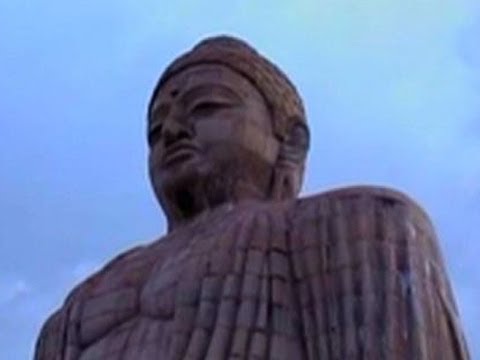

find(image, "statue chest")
[77,204,301,359]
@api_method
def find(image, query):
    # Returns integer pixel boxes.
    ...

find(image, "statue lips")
[161,140,200,167]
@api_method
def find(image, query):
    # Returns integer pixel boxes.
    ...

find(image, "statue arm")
[34,282,87,359]
[291,186,470,358]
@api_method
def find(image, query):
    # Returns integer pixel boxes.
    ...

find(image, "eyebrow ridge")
[180,83,242,108]
[149,82,243,128]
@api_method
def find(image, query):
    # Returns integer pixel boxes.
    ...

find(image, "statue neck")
[164,180,268,232]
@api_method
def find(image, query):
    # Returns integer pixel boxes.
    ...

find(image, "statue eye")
[148,123,163,147]
[190,101,229,117]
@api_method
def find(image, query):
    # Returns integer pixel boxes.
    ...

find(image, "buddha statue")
[35,36,470,359]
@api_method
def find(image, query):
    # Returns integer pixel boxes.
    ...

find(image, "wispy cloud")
[0,279,30,305]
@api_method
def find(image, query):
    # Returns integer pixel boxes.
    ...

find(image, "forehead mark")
[151,82,243,120]
[160,64,265,101]
[150,64,273,133]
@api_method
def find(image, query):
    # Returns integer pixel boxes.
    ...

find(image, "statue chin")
[154,159,232,225]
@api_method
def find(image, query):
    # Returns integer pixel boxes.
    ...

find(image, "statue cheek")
[148,153,164,189]
[195,117,278,166]
[194,118,237,143]
[148,163,161,191]
[148,145,164,168]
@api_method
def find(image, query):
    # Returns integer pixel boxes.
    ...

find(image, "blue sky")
[0,1,478,358]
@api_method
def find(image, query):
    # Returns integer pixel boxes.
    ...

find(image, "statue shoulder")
[34,309,63,359]
[292,185,434,232]
[64,244,150,302]
[34,239,168,357]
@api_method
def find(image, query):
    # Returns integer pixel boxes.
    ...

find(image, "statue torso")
[35,187,469,360]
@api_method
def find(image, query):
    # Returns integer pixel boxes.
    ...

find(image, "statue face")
[148,64,280,223]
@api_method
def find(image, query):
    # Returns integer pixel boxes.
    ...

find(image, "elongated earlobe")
[270,120,309,200]
[271,164,301,200]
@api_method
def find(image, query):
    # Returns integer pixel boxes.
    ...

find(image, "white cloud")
[0,279,30,306]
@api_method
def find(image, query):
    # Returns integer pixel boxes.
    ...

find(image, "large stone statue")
[35,36,470,359]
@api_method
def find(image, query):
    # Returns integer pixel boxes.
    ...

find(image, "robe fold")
[35,186,470,359]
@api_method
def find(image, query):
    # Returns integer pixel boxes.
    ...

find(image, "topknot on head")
[193,35,258,53]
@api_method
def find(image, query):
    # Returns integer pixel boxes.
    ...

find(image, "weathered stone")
[34,35,470,359]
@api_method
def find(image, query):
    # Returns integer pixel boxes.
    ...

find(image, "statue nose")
[162,117,194,148]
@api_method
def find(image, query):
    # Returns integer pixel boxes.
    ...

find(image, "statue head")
[147,36,309,230]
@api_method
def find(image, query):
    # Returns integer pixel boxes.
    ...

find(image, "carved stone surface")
[35,36,470,359]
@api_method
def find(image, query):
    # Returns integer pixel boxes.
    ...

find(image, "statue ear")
[270,118,310,200]
[281,119,310,163]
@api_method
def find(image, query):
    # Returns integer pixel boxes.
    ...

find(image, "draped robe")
[35,186,470,359]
